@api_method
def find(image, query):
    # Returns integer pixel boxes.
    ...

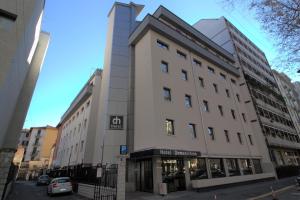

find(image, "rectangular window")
[203,100,209,112]
[209,158,226,178]
[160,61,168,73]
[220,73,226,80]
[0,9,17,21]
[0,9,17,31]
[157,40,169,50]
[231,109,236,119]
[253,159,262,174]
[208,127,215,140]
[208,66,215,74]
[181,70,188,80]
[240,159,253,175]
[193,58,202,67]
[248,135,253,145]
[177,50,187,59]
[226,159,240,176]
[242,113,247,122]
[213,83,218,93]
[185,95,192,108]
[163,87,171,101]
[236,94,240,102]
[224,130,230,142]
[226,89,230,97]
[80,141,84,152]
[189,158,208,180]
[165,119,174,135]
[199,77,204,87]
[237,132,243,144]
[218,105,224,116]
[188,123,196,138]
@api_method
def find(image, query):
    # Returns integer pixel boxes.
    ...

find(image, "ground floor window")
[240,159,253,175]
[209,158,226,178]
[226,159,240,176]
[188,158,208,180]
[162,158,186,192]
[253,159,263,174]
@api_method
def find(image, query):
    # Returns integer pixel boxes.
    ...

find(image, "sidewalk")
[126,176,297,200]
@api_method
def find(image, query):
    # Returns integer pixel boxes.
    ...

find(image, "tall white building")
[0,0,49,198]
[273,71,300,148]
[54,69,102,171]
[72,2,275,195]
[194,17,300,167]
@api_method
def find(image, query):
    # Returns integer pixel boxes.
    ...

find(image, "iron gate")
[94,165,118,200]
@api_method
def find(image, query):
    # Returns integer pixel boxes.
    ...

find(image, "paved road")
[6,181,89,200]
[127,176,298,200]
[261,186,300,200]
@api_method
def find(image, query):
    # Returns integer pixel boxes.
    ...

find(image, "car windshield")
[39,176,49,179]
[57,178,70,183]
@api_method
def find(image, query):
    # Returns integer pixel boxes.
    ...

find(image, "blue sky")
[23,0,299,128]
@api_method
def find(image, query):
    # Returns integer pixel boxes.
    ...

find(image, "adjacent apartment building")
[273,70,300,164]
[194,17,300,167]
[23,126,58,179]
[0,0,49,198]
[84,2,275,194]
[54,69,102,173]
[13,129,31,166]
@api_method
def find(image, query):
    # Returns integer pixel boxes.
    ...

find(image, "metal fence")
[94,165,118,200]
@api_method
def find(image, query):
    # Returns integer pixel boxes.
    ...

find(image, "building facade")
[13,129,31,177]
[273,71,300,164]
[23,126,58,179]
[125,5,276,194]
[0,0,49,198]
[194,17,300,167]
[54,69,102,174]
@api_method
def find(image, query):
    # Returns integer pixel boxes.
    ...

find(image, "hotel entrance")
[130,148,201,194]
[135,159,153,192]
[161,158,186,192]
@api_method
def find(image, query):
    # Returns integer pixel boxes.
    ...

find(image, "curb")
[247,185,295,200]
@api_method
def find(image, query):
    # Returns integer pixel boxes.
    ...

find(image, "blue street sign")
[120,145,128,155]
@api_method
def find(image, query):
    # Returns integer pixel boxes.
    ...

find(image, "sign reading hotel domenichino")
[109,115,124,130]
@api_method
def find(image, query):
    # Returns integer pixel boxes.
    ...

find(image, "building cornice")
[129,14,240,77]
[153,6,235,62]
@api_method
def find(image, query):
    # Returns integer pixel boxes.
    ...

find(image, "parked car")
[297,176,300,186]
[36,175,50,186]
[47,177,73,196]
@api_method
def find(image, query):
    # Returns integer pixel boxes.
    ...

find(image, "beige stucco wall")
[39,128,57,159]
[134,30,263,159]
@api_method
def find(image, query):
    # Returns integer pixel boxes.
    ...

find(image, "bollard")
[214,194,217,199]
[270,186,278,200]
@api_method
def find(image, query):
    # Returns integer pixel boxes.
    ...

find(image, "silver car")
[47,177,72,196]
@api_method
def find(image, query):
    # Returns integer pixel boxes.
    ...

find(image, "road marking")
[247,185,295,200]
[291,192,300,196]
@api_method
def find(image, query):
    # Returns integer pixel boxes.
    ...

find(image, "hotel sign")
[130,148,201,158]
[158,149,201,157]
[109,115,124,130]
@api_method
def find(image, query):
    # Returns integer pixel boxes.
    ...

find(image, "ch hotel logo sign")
[109,116,124,130]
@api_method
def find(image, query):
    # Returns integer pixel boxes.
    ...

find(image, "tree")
[223,0,300,73]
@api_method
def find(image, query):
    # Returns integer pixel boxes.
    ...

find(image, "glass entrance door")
[135,159,153,192]
[162,158,186,192]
